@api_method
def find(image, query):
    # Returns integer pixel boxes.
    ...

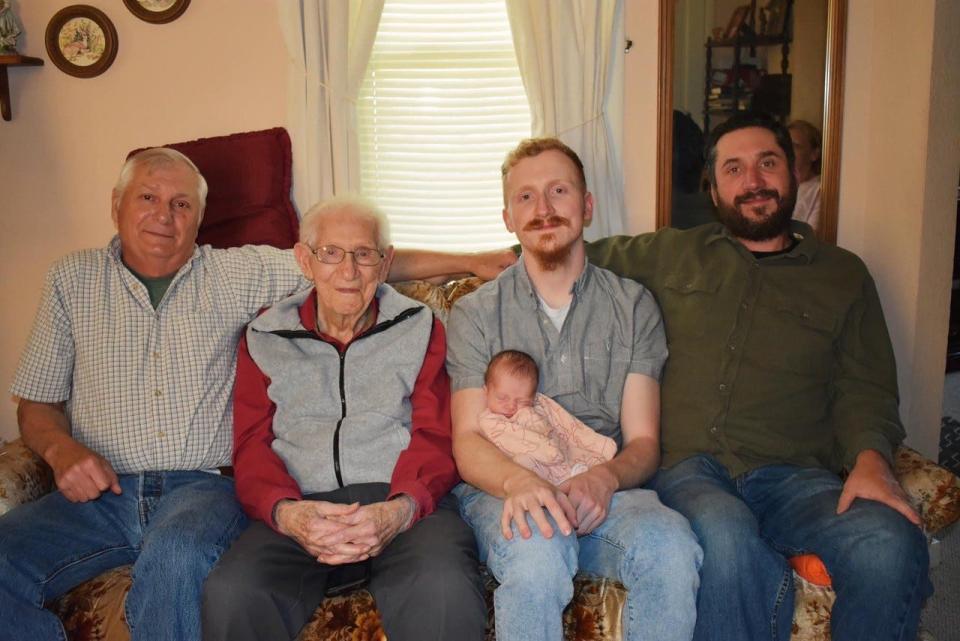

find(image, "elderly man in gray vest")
[201,197,485,641]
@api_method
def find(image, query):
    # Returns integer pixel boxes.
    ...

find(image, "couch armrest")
[894,445,960,534]
[0,438,53,517]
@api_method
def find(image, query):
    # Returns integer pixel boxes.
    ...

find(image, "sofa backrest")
[128,128,299,250]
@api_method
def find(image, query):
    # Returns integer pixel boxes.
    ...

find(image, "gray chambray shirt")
[446,256,667,446]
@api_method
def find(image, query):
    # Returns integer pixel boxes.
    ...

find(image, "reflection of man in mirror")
[418,112,932,641]
[671,110,717,230]
[0,0,22,53]
[788,119,823,231]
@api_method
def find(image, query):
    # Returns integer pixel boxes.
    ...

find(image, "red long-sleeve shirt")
[232,289,458,530]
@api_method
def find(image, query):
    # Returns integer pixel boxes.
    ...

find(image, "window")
[358,0,531,250]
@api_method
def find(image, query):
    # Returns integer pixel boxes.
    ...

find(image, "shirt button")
[741,302,748,310]
[728,344,736,351]
[560,354,567,364]
[154,390,162,397]
[718,383,727,392]
[152,351,160,358]
[157,431,165,439]
[710,425,719,434]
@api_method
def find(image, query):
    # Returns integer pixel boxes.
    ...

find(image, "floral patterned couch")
[1,278,958,641]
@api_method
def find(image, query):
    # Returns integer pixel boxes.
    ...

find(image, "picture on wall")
[45,5,118,78]
[123,0,191,24]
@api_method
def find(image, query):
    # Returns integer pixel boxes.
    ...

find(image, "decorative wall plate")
[45,5,118,78]
[123,0,191,25]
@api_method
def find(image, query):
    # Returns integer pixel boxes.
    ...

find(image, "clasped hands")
[499,465,618,540]
[275,496,415,565]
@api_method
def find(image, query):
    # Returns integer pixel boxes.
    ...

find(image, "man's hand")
[18,398,119,503]
[46,439,121,503]
[275,499,363,562]
[837,449,921,526]
[558,465,618,535]
[315,496,416,564]
[468,249,517,281]
[500,469,577,540]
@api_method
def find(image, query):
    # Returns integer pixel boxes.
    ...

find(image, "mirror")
[656,0,847,243]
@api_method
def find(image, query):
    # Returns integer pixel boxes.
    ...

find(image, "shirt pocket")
[660,271,721,342]
[756,294,838,375]
[582,337,633,414]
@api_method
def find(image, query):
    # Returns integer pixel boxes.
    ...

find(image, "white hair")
[113,147,208,220]
[299,196,391,249]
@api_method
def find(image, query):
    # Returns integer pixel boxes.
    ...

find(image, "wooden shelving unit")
[0,53,43,121]
[703,0,793,135]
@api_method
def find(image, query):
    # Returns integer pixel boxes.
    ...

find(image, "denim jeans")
[649,455,932,641]
[0,471,246,641]
[454,483,702,641]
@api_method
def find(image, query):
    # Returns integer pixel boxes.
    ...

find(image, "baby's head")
[484,350,539,418]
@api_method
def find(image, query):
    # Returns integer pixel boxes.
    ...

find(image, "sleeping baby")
[480,349,616,485]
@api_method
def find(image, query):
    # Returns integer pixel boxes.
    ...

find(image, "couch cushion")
[128,128,299,250]
[895,445,960,534]
[0,439,53,517]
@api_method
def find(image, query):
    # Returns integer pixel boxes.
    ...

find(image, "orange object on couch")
[789,554,833,587]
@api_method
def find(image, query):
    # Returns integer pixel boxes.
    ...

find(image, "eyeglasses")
[309,244,384,267]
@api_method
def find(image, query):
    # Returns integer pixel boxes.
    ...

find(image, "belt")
[218,466,235,478]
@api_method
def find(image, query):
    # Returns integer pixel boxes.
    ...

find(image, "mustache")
[734,189,781,207]
[523,215,570,231]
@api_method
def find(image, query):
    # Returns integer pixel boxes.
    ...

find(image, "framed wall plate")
[45,5,118,78]
[123,0,191,25]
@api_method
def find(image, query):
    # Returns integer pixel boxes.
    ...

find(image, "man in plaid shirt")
[0,148,306,641]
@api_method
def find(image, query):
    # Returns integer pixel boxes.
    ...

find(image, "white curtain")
[505,0,626,239]
[278,0,384,214]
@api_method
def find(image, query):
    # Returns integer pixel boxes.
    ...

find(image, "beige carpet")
[921,524,959,641]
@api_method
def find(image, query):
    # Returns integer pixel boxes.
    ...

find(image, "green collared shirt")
[584,221,904,476]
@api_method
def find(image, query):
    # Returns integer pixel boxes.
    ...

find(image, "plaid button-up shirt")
[10,237,305,474]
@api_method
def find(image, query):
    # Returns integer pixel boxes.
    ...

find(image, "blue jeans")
[650,455,932,641]
[454,483,702,641]
[0,471,246,641]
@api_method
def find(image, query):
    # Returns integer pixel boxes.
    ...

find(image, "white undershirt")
[537,293,571,332]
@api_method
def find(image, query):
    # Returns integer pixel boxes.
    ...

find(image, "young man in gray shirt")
[446,137,701,641]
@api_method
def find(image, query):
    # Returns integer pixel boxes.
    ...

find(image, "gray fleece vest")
[246,284,432,494]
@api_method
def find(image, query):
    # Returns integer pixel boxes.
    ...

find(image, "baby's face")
[485,371,537,418]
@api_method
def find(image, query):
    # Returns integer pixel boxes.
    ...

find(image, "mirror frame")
[656,0,847,243]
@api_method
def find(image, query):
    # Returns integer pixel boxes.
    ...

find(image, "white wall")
[838,0,960,458]
[0,0,287,441]
[622,0,659,235]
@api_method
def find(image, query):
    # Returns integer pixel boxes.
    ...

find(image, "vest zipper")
[333,349,347,487]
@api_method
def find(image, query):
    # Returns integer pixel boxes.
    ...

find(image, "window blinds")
[358,0,532,250]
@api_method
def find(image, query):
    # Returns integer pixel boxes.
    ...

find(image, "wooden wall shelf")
[0,54,44,121]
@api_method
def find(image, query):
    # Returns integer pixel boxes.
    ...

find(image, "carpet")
[939,416,960,477]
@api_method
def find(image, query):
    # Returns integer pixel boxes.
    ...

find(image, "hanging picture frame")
[45,5,118,78]
[723,5,751,42]
[123,0,191,25]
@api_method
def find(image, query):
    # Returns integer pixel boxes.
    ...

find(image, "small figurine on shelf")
[0,0,22,53]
